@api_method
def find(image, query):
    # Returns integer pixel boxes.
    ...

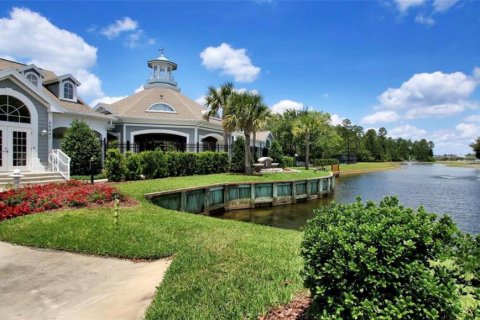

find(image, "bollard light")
[9,169,24,189]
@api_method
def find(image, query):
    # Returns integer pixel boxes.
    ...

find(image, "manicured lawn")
[438,160,480,169]
[0,171,329,319]
[339,162,400,173]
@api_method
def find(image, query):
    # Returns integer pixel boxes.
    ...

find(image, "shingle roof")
[105,86,222,125]
[256,131,273,142]
[0,58,110,118]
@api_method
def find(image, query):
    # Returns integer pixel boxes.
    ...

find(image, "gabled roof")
[256,131,273,142]
[103,86,221,125]
[0,58,112,119]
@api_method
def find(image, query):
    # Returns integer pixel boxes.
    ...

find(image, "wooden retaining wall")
[145,174,335,214]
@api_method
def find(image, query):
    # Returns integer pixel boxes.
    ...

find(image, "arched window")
[146,103,176,113]
[26,73,38,86]
[0,95,31,123]
[63,82,74,100]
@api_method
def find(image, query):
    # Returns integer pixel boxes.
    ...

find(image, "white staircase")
[0,171,66,190]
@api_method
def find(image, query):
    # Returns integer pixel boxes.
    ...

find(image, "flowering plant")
[0,180,122,221]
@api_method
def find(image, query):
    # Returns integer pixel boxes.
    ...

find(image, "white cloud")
[389,124,427,140]
[473,67,480,79]
[431,123,480,155]
[0,7,103,101]
[125,30,143,49]
[270,99,304,114]
[100,17,138,39]
[200,43,261,83]
[464,114,480,122]
[195,95,206,106]
[90,95,127,107]
[330,114,345,126]
[134,85,144,94]
[455,122,480,139]
[433,0,459,12]
[415,14,435,26]
[360,111,401,125]
[405,103,474,119]
[394,0,427,12]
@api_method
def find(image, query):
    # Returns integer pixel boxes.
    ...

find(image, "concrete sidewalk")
[0,242,171,320]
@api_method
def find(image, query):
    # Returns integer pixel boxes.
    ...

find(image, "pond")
[217,164,480,234]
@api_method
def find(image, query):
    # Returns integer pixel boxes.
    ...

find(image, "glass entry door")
[0,127,30,171]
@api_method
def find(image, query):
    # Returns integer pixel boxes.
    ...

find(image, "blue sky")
[0,1,479,155]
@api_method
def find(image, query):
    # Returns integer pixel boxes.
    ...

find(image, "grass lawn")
[0,170,330,319]
[339,162,401,173]
[438,160,480,169]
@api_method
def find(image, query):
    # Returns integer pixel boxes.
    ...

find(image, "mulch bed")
[259,294,312,320]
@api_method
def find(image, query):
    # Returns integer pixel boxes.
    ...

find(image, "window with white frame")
[146,103,176,113]
[63,82,74,100]
[26,73,38,87]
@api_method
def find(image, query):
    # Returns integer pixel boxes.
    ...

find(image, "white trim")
[25,72,40,88]
[199,133,224,144]
[60,80,76,102]
[0,87,42,171]
[130,129,190,145]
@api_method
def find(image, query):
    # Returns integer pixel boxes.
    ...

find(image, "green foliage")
[103,149,127,182]
[60,120,102,175]
[230,138,246,173]
[139,151,168,179]
[268,140,283,163]
[125,151,143,180]
[469,137,480,159]
[196,152,229,175]
[302,197,462,319]
[281,156,295,167]
[312,158,339,166]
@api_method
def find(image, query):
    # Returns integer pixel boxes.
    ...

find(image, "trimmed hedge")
[281,156,295,168]
[312,158,339,167]
[104,150,229,181]
[301,196,478,319]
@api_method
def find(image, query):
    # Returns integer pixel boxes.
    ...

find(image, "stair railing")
[48,149,71,180]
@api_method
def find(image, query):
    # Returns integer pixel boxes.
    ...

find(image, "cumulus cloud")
[376,71,478,120]
[90,95,127,107]
[415,14,435,26]
[200,43,261,83]
[134,85,144,94]
[361,111,401,125]
[433,0,459,12]
[330,114,345,126]
[473,67,480,79]
[389,124,427,140]
[195,95,207,106]
[270,99,304,114]
[394,0,427,12]
[455,122,480,139]
[464,114,480,122]
[0,7,105,101]
[100,17,138,39]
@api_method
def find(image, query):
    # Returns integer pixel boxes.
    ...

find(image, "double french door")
[0,127,30,171]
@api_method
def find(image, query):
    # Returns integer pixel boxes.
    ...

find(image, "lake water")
[218,164,480,234]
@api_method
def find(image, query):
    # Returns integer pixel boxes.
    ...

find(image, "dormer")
[18,64,44,88]
[44,74,81,102]
[94,103,113,115]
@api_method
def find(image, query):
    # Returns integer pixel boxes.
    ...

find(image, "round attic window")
[147,103,176,113]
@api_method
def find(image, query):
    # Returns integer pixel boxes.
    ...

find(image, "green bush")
[312,158,339,167]
[104,149,127,182]
[140,150,167,179]
[268,140,283,164]
[125,151,143,180]
[302,197,461,319]
[230,138,245,173]
[167,152,198,176]
[61,119,102,175]
[281,156,295,167]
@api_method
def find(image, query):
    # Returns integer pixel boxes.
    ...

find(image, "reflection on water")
[218,164,480,234]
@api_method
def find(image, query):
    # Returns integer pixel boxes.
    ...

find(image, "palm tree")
[203,82,234,149]
[292,109,330,170]
[224,92,267,175]
[251,103,271,160]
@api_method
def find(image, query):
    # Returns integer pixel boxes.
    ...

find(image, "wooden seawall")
[145,174,335,214]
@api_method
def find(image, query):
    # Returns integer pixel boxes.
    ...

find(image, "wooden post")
[318,178,322,197]
[223,185,229,211]
[292,181,297,204]
[180,191,187,212]
[250,183,256,208]
[203,188,209,214]
[272,182,278,206]
[306,180,311,200]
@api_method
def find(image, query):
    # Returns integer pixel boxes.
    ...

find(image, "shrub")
[302,197,461,319]
[230,138,245,173]
[167,152,196,176]
[125,151,143,180]
[268,140,283,164]
[281,156,295,167]
[312,158,339,167]
[104,149,127,182]
[140,150,167,179]
[61,120,102,175]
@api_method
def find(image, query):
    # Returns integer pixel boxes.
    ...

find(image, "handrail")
[48,149,71,180]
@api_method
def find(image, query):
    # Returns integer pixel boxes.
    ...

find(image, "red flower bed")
[0,180,123,221]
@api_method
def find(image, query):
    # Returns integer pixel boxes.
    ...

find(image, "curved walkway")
[0,242,171,320]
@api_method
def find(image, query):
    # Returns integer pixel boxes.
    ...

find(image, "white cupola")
[144,49,180,91]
